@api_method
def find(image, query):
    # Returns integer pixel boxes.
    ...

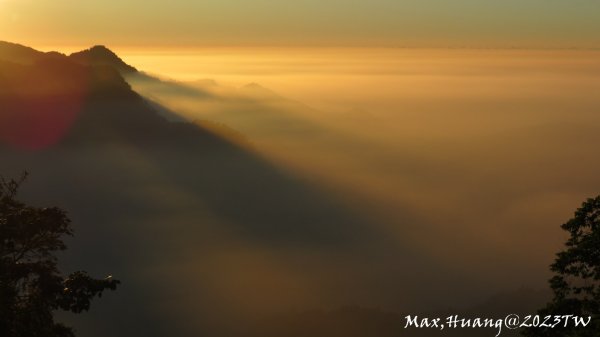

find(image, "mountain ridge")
[69,45,138,73]
[0,41,58,64]
[0,41,215,150]
[0,41,137,74]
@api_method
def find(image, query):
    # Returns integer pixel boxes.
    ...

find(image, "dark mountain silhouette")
[0,49,140,149]
[1,43,372,242]
[0,42,406,337]
[70,45,137,73]
[0,41,135,73]
[59,46,330,142]
[0,41,47,64]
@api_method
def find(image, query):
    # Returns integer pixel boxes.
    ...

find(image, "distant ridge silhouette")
[0,41,57,64]
[70,45,137,73]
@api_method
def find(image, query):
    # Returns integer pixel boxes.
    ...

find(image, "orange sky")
[1,0,600,49]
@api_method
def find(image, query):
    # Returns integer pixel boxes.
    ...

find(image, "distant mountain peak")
[70,45,137,73]
[89,45,111,51]
[241,82,281,100]
[243,82,262,88]
[0,40,46,64]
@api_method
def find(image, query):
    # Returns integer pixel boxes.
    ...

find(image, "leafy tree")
[524,196,600,336]
[0,173,119,337]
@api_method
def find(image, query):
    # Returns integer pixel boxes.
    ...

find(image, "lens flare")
[0,58,90,150]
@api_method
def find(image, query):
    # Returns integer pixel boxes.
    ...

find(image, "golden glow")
[98,48,600,329]
[124,47,600,265]
[117,47,600,113]
[2,0,600,48]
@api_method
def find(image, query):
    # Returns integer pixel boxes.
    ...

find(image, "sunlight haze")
[2,0,600,48]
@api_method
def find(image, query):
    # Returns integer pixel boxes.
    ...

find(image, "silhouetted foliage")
[0,173,119,337]
[524,196,600,336]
